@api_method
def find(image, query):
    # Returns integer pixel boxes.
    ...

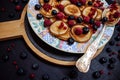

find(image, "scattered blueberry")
[8,13,15,18]
[109,57,116,63]
[68,15,74,20]
[32,63,39,70]
[37,14,43,20]
[88,1,93,5]
[17,68,26,76]
[106,47,112,53]
[102,17,108,23]
[108,63,115,69]
[67,38,74,45]
[99,57,107,64]
[76,17,82,23]
[109,40,115,46]
[20,52,27,59]
[13,0,19,5]
[68,70,78,79]
[35,4,41,10]
[76,2,82,7]
[114,35,120,41]
[89,18,94,24]
[22,0,28,3]
[92,71,101,79]
[42,74,49,80]
[52,10,57,15]
[82,26,89,34]
[93,25,98,30]
[44,0,49,3]
[2,55,9,62]
[62,77,70,80]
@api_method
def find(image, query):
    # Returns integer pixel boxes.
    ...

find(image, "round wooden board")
[0,6,105,66]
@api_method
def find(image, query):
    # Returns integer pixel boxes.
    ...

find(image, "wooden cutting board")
[0,6,104,66]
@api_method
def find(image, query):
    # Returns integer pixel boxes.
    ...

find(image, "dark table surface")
[0,0,120,80]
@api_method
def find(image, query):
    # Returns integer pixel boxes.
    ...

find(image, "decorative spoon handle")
[76,25,106,73]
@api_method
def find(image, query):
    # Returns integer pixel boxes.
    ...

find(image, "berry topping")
[44,19,52,27]
[68,15,75,20]
[99,57,107,64]
[113,11,120,18]
[102,17,108,23]
[76,2,82,7]
[67,38,75,45]
[70,0,79,4]
[44,0,49,3]
[2,55,9,62]
[37,14,43,20]
[15,5,22,11]
[76,17,83,23]
[74,27,83,35]
[43,3,52,12]
[92,71,101,79]
[89,18,94,24]
[20,52,27,59]
[106,47,112,53]
[82,26,89,34]
[13,0,19,5]
[88,1,93,5]
[95,21,101,27]
[35,4,41,10]
[83,16,90,23]
[68,20,76,27]
[56,12,65,20]
[56,4,64,12]
[52,10,57,15]
[80,0,86,5]
[92,25,98,30]
[32,63,39,70]
[108,63,115,69]
[17,68,26,76]
[58,22,64,29]
[109,57,116,63]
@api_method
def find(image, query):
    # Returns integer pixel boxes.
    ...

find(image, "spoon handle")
[76,25,106,73]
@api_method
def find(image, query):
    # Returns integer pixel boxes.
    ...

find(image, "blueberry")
[62,77,70,80]
[76,17,82,23]
[114,35,120,41]
[88,1,93,5]
[68,15,74,20]
[8,13,15,18]
[35,4,41,10]
[89,18,94,24]
[106,47,112,53]
[82,26,89,34]
[32,63,39,70]
[93,25,98,30]
[22,0,28,3]
[76,2,82,7]
[102,17,108,23]
[109,58,116,63]
[17,68,26,76]
[52,10,57,15]
[20,52,27,59]
[42,74,49,80]
[92,71,101,79]
[67,38,74,45]
[68,70,78,78]
[109,40,115,46]
[37,14,43,20]
[2,55,9,62]
[13,0,19,5]
[108,63,115,69]
[99,57,107,64]
[44,0,49,3]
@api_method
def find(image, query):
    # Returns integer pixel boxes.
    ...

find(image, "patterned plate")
[27,0,115,54]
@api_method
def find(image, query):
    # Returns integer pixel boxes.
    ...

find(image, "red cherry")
[67,20,75,27]
[95,21,101,27]
[56,12,64,20]
[56,4,64,12]
[44,19,52,27]
[15,5,22,11]
[74,28,83,35]
[83,16,90,23]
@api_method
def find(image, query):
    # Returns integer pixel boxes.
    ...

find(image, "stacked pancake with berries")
[37,0,120,44]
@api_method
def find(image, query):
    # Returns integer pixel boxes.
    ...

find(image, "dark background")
[0,0,120,80]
